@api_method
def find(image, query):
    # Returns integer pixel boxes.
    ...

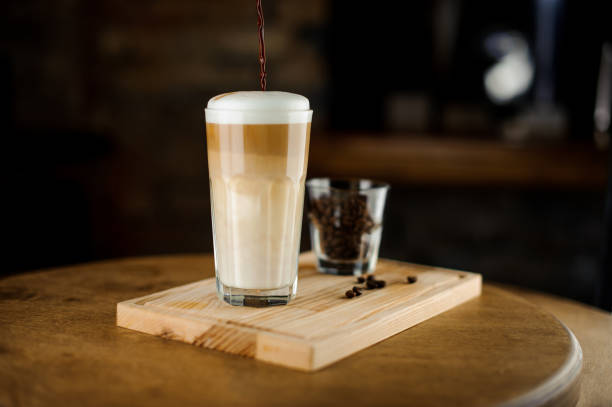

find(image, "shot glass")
[306,178,389,275]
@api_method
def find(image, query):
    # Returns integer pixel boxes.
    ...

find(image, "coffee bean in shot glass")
[307,178,389,276]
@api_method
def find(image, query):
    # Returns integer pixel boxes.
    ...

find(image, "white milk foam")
[205,91,312,124]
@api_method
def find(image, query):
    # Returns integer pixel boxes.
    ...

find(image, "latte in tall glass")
[205,91,312,306]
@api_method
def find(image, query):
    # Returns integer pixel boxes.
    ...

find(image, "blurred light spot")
[483,32,534,104]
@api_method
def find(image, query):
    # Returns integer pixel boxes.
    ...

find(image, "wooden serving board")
[116,254,481,371]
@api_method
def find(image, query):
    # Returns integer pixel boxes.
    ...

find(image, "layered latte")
[205,91,312,305]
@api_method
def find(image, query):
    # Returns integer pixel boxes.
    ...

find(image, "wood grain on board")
[117,255,481,371]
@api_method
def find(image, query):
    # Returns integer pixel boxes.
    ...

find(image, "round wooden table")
[1,255,610,406]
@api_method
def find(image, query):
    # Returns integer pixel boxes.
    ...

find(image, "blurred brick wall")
[3,0,329,262]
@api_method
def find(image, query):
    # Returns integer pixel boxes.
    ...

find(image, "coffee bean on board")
[366,280,378,290]
[407,276,417,284]
[345,290,355,298]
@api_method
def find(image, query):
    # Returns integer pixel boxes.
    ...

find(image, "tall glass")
[204,91,312,306]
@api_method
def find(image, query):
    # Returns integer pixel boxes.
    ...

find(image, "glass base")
[216,276,297,307]
[316,258,374,276]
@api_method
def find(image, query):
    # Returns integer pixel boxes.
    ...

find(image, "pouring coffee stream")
[257,0,267,91]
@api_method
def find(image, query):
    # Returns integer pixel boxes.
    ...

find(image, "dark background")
[2,0,611,309]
